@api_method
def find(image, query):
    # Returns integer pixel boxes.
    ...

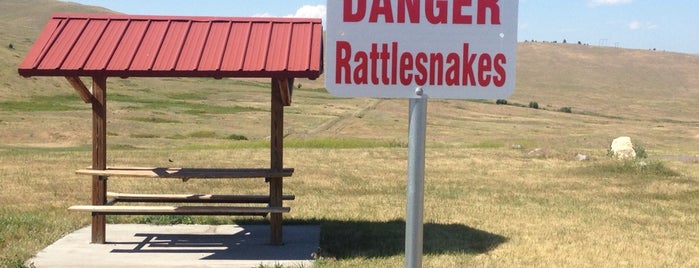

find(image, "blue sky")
[63,0,698,55]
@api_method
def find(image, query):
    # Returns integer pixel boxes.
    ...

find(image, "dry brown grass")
[1,146,697,267]
[1,56,697,267]
[1,1,698,267]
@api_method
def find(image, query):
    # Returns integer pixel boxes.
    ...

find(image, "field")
[1,0,699,267]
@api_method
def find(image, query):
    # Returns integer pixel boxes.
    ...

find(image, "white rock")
[576,153,589,161]
[611,136,636,160]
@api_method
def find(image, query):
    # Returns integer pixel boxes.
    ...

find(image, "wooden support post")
[277,77,294,106]
[65,76,93,103]
[91,76,107,244]
[269,77,285,245]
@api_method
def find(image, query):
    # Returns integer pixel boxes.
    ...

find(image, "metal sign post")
[406,87,427,268]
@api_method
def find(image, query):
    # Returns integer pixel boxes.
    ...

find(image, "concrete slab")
[27,224,319,268]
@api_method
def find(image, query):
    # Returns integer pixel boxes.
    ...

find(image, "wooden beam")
[276,77,294,106]
[91,76,107,244]
[69,205,290,215]
[270,77,285,245]
[65,76,93,103]
[107,192,295,203]
[76,167,294,178]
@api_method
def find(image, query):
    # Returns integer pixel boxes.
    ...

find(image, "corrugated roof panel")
[84,19,129,71]
[198,21,231,72]
[309,22,323,72]
[19,19,64,70]
[152,20,189,71]
[287,22,312,72]
[107,19,149,71]
[19,14,323,78]
[220,22,252,72]
[175,21,210,71]
[129,20,169,71]
[244,22,272,71]
[61,19,108,70]
[266,22,292,72]
[37,18,88,70]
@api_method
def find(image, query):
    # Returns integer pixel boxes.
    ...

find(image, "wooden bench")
[71,167,295,217]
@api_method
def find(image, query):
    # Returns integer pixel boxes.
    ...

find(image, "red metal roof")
[18,13,323,79]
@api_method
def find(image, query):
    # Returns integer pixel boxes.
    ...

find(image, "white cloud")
[252,5,326,24]
[252,13,274,18]
[627,20,658,30]
[589,0,633,6]
[628,20,640,30]
[291,5,326,22]
[518,22,529,30]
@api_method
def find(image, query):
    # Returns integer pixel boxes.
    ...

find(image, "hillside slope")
[514,42,699,122]
[0,0,697,155]
[0,0,113,98]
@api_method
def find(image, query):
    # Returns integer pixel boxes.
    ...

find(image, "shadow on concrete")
[66,219,506,262]
[108,225,318,261]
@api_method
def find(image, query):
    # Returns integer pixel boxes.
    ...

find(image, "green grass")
[286,138,407,149]
[575,159,681,178]
[109,93,262,115]
[130,133,160,139]
[0,94,84,111]
[126,116,181,123]
[181,103,262,115]
[169,138,408,150]
[186,130,219,138]
[165,92,210,100]
[0,207,82,268]
[0,144,92,153]
[465,140,504,149]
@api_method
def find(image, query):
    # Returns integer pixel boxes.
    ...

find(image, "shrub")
[227,133,249,141]
[558,107,572,113]
[528,101,539,109]
[634,143,648,159]
[495,99,508,105]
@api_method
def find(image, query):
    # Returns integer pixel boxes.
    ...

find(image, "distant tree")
[529,101,539,109]
[563,39,567,44]
[8,43,13,49]
[577,41,582,45]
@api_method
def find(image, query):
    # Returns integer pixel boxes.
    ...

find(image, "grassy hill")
[0,1,698,267]
[1,0,696,153]
[0,0,113,97]
[515,42,699,123]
